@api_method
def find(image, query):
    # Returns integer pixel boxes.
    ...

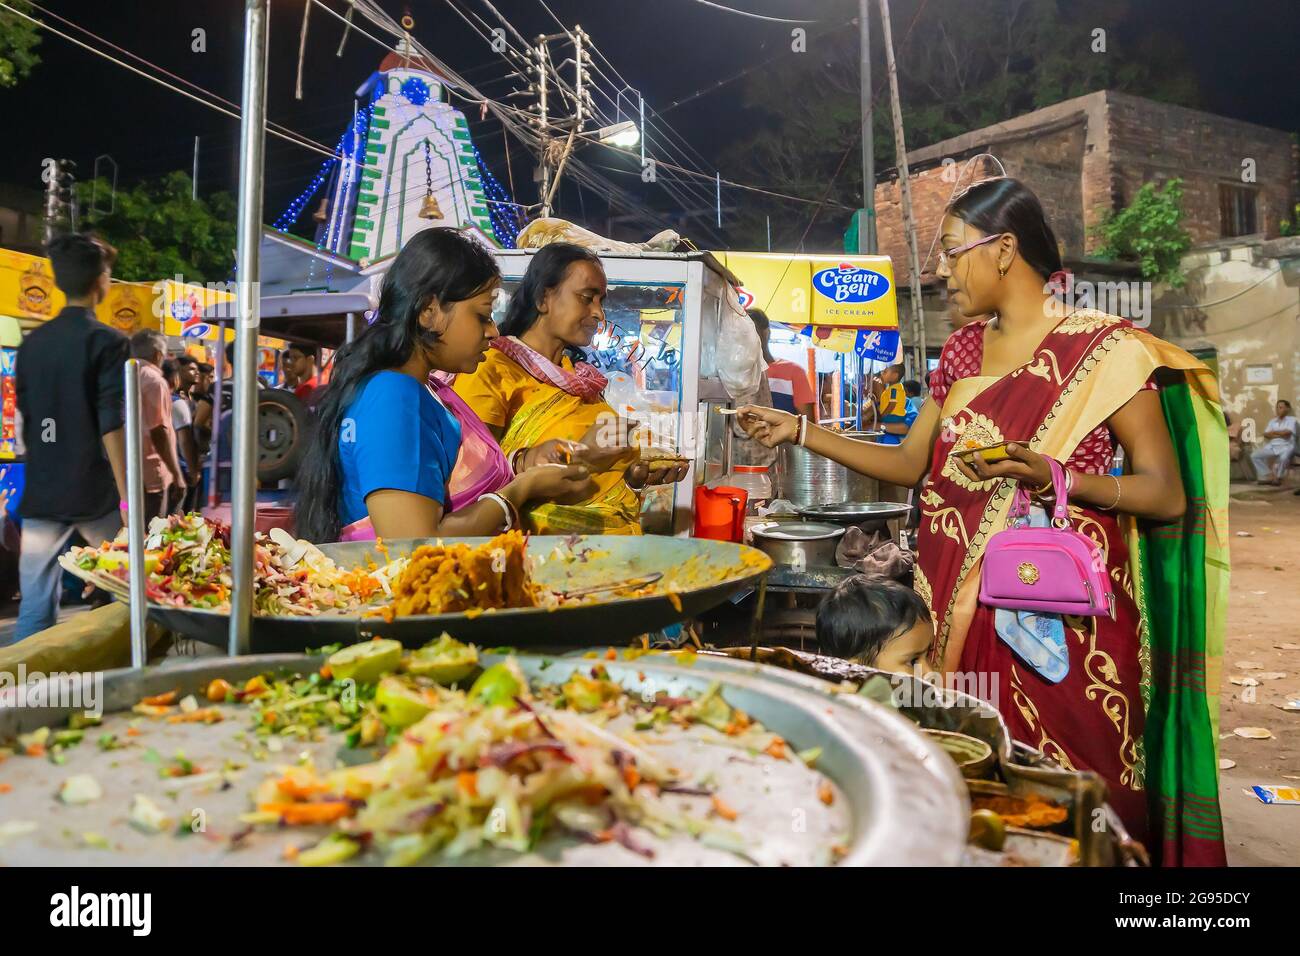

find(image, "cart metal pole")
[123,360,147,669]
[207,318,224,510]
[229,0,270,658]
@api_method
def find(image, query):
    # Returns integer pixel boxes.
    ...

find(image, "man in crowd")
[131,330,186,520]
[747,308,816,419]
[13,234,128,642]
[171,355,202,512]
[874,364,910,445]
[283,344,321,402]
[1252,399,1297,485]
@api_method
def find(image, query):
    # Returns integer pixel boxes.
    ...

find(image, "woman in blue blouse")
[295,228,591,542]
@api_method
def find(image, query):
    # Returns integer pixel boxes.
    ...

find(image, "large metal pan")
[0,652,967,867]
[145,535,772,653]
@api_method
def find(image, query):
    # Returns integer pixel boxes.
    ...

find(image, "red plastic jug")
[693,485,748,542]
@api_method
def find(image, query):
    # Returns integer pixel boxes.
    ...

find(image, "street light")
[595,120,640,148]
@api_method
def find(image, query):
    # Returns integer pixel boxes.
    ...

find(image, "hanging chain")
[423,139,433,198]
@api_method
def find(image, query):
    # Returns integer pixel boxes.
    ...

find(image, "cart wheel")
[257,388,310,483]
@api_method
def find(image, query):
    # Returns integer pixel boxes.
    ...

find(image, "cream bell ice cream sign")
[810,257,898,328]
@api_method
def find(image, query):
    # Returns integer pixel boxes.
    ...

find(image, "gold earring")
[998,263,1008,279]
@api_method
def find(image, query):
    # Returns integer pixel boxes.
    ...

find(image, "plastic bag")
[715,283,766,399]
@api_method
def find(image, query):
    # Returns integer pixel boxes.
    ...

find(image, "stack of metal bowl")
[776,431,882,507]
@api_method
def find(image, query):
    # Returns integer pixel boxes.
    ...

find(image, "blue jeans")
[12,510,122,644]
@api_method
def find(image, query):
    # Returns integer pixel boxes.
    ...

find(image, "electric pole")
[532,35,552,216]
[878,0,926,378]
[43,158,77,245]
[858,0,876,255]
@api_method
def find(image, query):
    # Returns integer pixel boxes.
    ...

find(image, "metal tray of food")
[668,647,1146,866]
[0,652,967,867]
[798,501,913,523]
[145,535,772,653]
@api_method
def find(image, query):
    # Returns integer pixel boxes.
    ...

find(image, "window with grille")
[1220,184,1258,238]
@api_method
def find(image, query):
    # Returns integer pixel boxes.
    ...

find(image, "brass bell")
[418,193,443,220]
[312,195,329,223]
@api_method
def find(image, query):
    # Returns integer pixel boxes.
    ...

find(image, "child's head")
[816,575,934,675]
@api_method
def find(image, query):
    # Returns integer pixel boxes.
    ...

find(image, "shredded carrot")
[125,727,142,737]
[166,708,224,725]
[141,690,178,707]
[622,764,641,790]
[0,783,12,793]
[258,801,353,825]
[282,843,300,861]
[456,771,478,798]
[711,794,739,821]
[318,665,332,680]
[276,777,329,799]
[24,743,45,757]
[818,780,835,805]
[604,647,617,661]
[764,737,788,760]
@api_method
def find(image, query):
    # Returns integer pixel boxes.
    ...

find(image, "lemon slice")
[968,809,1006,851]
[375,677,437,729]
[403,634,478,685]
[327,639,403,683]
[469,660,526,707]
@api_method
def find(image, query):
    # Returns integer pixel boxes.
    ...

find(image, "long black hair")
[498,242,603,364]
[294,227,500,542]
[947,177,1063,281]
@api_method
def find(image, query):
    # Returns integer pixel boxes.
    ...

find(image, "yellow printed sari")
[453,348,642,535]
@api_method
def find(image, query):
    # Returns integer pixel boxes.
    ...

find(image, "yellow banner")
[713,251,898,331]
[158,280,236,343]
[0,249,239,343]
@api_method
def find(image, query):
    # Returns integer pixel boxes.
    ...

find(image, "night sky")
[1,0,1296,244]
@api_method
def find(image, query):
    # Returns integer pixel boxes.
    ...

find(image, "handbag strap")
[1006,454,1070,523]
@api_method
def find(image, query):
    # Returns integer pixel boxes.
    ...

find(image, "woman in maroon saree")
[738,178,1228,866]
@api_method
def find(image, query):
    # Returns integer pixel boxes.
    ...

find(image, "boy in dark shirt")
[13,234,128,642]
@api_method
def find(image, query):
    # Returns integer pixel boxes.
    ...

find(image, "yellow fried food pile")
[390,531,540,616]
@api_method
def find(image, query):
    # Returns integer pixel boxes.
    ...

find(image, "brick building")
[873,90,1298,286]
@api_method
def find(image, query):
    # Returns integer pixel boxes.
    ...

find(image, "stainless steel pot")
[750,520,845,568]
[777,432,882,507]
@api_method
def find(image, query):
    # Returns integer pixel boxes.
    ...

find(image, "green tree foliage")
[0,1,40,88]
[77,171,237,283]
[721,0,1199,250]
[1093,178,1192,287]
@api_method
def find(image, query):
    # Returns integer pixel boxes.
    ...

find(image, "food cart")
[0,4,1146,869]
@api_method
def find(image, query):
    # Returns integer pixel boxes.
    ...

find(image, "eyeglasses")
[937,233,1002,269]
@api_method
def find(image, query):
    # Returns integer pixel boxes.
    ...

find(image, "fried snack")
[969,794,1068,829]
[390,532,541,616]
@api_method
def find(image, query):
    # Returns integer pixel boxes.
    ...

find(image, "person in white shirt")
[1251,400,1297,484]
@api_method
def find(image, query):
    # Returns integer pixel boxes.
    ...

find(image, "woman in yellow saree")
[454,243,690,535]
[738,178,1228,866]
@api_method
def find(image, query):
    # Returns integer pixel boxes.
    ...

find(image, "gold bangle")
[1099,474,1122,511]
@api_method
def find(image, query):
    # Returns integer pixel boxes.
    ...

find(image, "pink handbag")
[978,456,1115,618]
